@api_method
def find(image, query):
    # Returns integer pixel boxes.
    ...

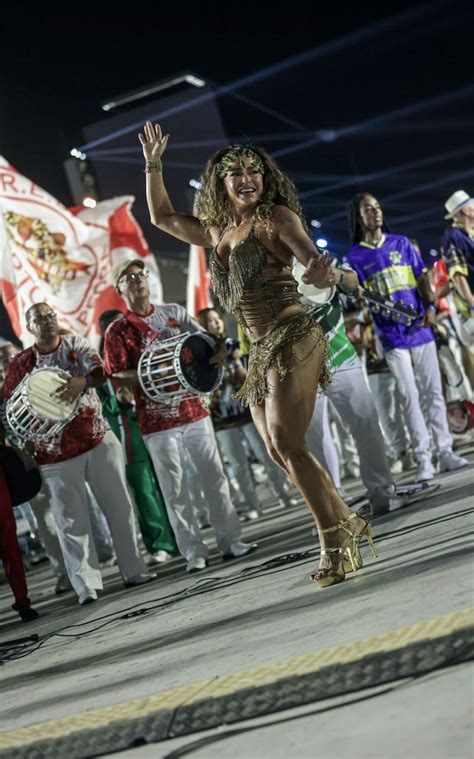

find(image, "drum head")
[26,369,78,421]
[292,258,336,304]
[446,401,471,434]
[177,334,223,394]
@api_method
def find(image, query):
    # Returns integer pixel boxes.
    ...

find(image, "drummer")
[103,259,257,573]
[3,303,156,605]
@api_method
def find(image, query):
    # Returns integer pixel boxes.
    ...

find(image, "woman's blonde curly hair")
[196,144,307,235]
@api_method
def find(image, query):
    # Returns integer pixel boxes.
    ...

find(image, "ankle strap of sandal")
[320,546,346,555]
[318,512,358,536]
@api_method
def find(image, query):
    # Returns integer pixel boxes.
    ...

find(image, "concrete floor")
[1,447,473,758]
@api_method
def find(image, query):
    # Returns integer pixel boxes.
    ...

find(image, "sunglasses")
[120,270,149,285]
[29,313,58,325]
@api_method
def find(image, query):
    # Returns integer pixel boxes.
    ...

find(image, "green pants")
[126,459,178,556]
[96,384,177,556]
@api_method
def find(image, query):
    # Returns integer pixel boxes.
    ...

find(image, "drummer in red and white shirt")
[3,303,155,605]
[103,259,257,573]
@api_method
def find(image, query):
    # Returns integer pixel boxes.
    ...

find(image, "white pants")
[217,427,257,507]
[86,485,114,562]
[329,408,359,471]
[385,341,453,458]
[40,431,147,596]
[308,361,395,498]
[368,373,410,457]
[28,488,66,578]
[307,395,341,488]
[144,417,242,560]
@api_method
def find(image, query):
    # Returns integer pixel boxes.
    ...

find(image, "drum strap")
[124,311,160,342]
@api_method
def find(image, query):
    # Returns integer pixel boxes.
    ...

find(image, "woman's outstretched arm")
[273,206,358,292]
[139,121,211,247]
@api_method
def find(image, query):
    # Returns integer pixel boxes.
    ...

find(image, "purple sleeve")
[405,240,426,279]
[343,252,365,284]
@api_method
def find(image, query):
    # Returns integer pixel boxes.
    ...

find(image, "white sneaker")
[222,540,258,560]
[78,589,98,606]
[416,457,436,482]
[124,573,157,588]
[186,556,208,573]
[149,550,174,564]
[389,457,403,475]
[239,509,260,522]
[369,488,409,516]
[439,450,469,472]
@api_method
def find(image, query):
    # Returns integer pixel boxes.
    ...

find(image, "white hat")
[444,190,472,219]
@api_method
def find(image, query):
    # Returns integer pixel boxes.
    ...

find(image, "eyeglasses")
[121,270,149,285]
[29,313,58,325]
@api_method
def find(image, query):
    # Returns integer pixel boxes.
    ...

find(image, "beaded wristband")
[144,159,163,173]
[426,304,437,312]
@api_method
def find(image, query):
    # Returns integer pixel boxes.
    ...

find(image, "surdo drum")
[138,332,223,404]
[6,367,79,442]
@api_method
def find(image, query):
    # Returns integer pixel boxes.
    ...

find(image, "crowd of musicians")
[0,185,472,622]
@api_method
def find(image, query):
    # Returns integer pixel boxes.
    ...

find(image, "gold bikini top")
[209,232,301,334]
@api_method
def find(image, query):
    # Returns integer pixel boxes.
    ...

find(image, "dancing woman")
[138,122,376,587]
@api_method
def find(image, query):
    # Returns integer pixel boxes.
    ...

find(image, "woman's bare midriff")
[245,303,303,343]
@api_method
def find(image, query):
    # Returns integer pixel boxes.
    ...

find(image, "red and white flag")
[186,243,213,317]
[0,157,162,346]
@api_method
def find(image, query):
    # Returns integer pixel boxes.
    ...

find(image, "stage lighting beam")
[79,3,441,152]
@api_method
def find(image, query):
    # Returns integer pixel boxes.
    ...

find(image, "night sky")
[1,3,473,259]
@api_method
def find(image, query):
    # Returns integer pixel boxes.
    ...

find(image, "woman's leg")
[262,342,352,531]
[250,337,351,521]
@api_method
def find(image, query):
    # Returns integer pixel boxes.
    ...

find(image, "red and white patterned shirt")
[103,304,209,434]
[3,335,109,465]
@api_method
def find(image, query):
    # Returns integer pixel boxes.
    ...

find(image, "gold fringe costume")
[210,232,330,406]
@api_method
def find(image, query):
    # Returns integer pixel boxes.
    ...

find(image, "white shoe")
[78,589,98,606]
[439,450,469,472]
[222,540,258,560]
[186,556,208,573]
[389,457,403,475]
[239,509,260,522]
[124,573,157,588]
[416,457,436,482]
[149,550,174,564]
[369,488,409,516]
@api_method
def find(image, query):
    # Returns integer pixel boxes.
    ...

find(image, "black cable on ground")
[1,506,471,665]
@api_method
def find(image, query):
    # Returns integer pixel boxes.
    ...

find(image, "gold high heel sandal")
[310,513,359,589]
[343,513,378,574]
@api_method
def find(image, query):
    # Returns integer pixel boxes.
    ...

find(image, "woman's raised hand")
[138,121,170,161]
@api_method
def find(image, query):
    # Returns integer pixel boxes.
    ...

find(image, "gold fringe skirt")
[234,311,331,408]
